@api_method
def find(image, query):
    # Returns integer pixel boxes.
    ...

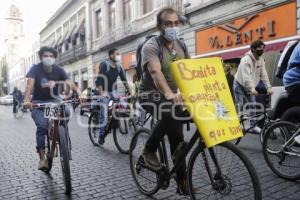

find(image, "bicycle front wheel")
[129,128,160,196]
[188,142,261,200]
[263,121,300,180]
[113,118,136,154]
[88,111,100,146]
[59,125,72,195]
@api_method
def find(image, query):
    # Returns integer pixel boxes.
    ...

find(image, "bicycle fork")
[200,142,230,193]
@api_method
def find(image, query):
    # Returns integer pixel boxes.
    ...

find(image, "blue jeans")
[233,81,256,126]
[31,100,70,151]
[97,93,117,137]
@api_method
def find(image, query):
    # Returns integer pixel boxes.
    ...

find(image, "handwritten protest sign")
[171,58,243,148]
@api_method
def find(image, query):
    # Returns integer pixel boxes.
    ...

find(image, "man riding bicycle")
[233,40,273,133]
[12,86,23,114]
[23,46,82,171]
[138,7,190,195]
[283,42,300,143]
[95,48,130,145]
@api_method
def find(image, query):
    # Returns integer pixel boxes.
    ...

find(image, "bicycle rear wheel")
[188,142,261,200]
[263,121,300,180]
[88,111,100,146]
[129,128,160,196]
[59,125,72,195]
[113,118,136,154]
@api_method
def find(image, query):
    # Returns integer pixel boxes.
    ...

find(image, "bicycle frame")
[139,127,226,189]
[279,126,300,156]
[33,101,73,160]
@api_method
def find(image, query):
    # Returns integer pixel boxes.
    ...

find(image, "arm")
[142,42,174,99]
[65,79,82,97]
[119,68,130,93]
[147,60,174,98]
[240,59,256,93]
[260,60,273,94]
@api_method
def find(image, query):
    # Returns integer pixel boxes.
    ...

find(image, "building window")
[108,0,116,30]
[123,0,132,22]
[96,9,102,37]
[143,0,153,15]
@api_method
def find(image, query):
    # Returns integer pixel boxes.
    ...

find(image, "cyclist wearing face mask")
[95,48,130,145]
[233,40,273,133]
[138,7,190,195]
[23,46,82,171]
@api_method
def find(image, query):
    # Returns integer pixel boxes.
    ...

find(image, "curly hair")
[38,46,58,60]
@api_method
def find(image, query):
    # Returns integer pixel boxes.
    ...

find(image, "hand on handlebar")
[267,88,273,95]
[250,89,259,96]
[23,101,32,110]
[165,93,185,105]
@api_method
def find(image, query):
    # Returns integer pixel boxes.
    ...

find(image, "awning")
[57,30,68,46]
[72,19,85,40]
[53,35,62,47]
[217,41,287,60]
[49,38,56,47]
[64,25,76,44]
[194,35,300,60]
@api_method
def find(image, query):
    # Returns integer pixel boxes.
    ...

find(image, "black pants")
[13,100,19,113]
[286,83,300,105]
[139,91,186,181]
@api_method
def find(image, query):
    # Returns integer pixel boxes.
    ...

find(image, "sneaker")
[252,126,261,134]
[98,135,105,145]
[294,135,300,145]
[38,159,48,171]
[142,149,160,169]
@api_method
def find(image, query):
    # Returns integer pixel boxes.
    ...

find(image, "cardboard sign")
[171,58,243,147]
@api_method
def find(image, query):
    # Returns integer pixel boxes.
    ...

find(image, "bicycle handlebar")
[31,99,80,109]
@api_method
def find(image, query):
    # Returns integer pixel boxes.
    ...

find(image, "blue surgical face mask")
[163,27,180,42]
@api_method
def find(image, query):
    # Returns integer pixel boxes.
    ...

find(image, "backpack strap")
[154,36,189,60]
[176,39,189,58]
[154,36,164,63]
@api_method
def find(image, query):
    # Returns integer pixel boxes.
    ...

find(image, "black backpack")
[135,35,188,81]
[276,40,299,79]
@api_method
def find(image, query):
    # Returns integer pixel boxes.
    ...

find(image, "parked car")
[0,95,13,105]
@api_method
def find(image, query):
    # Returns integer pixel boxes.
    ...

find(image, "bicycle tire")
[262,121,300,180]
[259,121,275,144]
[188,141,262,200]
[129,128,160,196]
[88,111,100,146]
[59,125,72,195]
[114,118,136,154]
[46,133,53,172]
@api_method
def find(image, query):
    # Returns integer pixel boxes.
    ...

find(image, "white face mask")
[42,57,55,67]
[164,27,180,42]
[115,55,121,62]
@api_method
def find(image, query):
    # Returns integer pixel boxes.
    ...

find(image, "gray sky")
[0,0,66,54]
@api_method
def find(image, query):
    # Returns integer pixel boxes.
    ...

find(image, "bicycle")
[14,100,25,119]
[233,94,277,145]
[32,99,77,195]
[262,120,300,180]
[129,110,262,199]
[88,95,136,154]
[131,94,156,129]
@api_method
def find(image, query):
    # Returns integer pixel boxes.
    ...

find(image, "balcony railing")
[57,43,87,65]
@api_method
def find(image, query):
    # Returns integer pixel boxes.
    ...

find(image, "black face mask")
[255,49,264,57]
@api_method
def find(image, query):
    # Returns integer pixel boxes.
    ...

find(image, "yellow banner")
[171,58,243,147]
